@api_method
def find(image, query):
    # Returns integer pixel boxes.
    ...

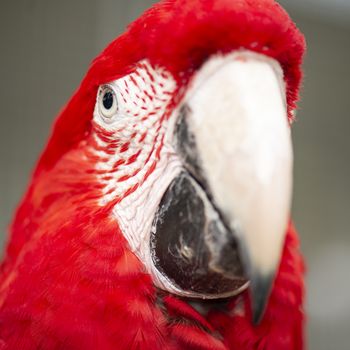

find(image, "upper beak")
[185,52,293,324]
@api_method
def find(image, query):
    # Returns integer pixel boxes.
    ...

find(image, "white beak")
[186,51,293,323]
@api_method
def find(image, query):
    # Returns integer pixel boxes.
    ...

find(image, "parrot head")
[0,0,305,348]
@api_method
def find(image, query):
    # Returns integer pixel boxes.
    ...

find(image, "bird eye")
[98,85,118,121]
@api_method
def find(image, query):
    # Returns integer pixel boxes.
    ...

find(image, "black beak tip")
[250,271,274,326]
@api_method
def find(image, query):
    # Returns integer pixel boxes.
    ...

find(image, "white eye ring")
[98,85,118,121]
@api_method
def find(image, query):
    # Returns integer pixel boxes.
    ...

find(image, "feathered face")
[89,48,292,322]
[12,0,305,326]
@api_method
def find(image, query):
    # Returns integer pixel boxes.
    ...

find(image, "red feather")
[0,0,305,349]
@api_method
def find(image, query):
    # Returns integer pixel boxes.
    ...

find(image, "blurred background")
[0,1,349,349]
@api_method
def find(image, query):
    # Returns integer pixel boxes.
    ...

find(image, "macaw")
[0,0,306,349]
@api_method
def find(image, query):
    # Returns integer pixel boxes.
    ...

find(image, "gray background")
[0,1,349,349]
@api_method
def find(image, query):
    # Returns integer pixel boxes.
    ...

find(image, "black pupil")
[103,91,114,110]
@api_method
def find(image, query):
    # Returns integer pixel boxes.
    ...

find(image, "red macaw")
[0,0,306,349]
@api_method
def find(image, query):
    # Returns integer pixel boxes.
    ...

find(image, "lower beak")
[183,52,293,324]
